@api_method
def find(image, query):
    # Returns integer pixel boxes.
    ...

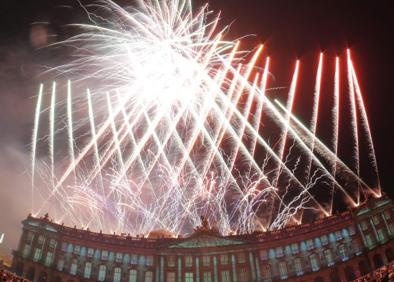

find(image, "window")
[87,248,94,258]
[300,241,307,252]
[294,258,303,275]
[22,244,31,258]
[26,232,34,244]
[185,272,194,282]
[129,269,137,282]
[291,243,299,254]
[167,272,176,282]
[261,265,271,281]
[70,259,78,275]
[268,249,276,259]
[57,259,65,271]
[116,252,123,263]
[37,235,46,246]
[365,234,374,248]
[33,248,42,262]
[67,243,74,253]
[285,245,292,256]
[48,239,57,249]
[324,249,334,266]
[278,261,287,279]
[84,262,92,279]
[384,210,392,220]
[310,254,319,271]
[220,254,229,265]
[237,252,246,263]
[98,265,106,281]
[203,272,212,282]
[202,255,210,266]
[314,237,322,248]
[360,221,368,231]
[389,223,394,235]
[167,255,176,267]
[44,252,54,266]
[259,249,268,260]
[130,254,138,264]
[377,229,386,242]
[73,245,80,255]
[338,244,348,261]
[276,247,284,257]
[335,231,343,241]
[221,270,230,282]
[306,239,314,250]
[373,215,380,225]
[145,271,153,282]
[238,267,249,282]
[102,250,109,261]
[185,256,193,267]
[61,242,67,252]
[349,225,356,236]
[320,235,328,246]
[146,255,154,266]
[113,267,122,282]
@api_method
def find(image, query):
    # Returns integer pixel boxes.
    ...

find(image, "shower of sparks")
[30,0,381,236]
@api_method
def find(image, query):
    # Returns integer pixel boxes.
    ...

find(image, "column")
[160,256,164,282]
[213,256,218,282]
[231,254,237,282]
[196,257,200,282]
[249,252,256,281]
[369,218,379,241]
[254,253,261,281]
[178,257,182,282]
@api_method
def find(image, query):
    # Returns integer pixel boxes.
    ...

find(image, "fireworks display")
[30,0,381,236]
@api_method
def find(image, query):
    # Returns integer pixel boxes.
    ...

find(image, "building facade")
[12,196,394,282]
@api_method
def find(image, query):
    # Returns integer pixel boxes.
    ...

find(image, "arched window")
[83,262,92,279]
[268,249,276,260]
[113,267,122,282]
[344,266,356,281]
[385,248,394,262]
[98,265,106,281]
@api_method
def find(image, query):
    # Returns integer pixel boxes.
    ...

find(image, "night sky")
[0,0,393,260]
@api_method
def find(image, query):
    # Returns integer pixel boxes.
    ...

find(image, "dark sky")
[0,0,393,259]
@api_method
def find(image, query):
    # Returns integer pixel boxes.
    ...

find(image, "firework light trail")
[30,0,381,235]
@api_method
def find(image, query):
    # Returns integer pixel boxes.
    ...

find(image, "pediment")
[168,235,245,249]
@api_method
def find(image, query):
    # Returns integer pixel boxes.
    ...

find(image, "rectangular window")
[26,232,34,244]
[113,267,122,282]
[202,255,210,266]
[306,239,314,250]
[279,262,287,279]
[294,258,303,275]
[130,254,138,264]
[324,249,334,266]
[167,255,176,267]
[87,248,94,258]
[237,253,246,263]
[98,265,106,281]
[37,235,46,246]
[57,259,65,271]
[338,244,348,261]
[185,272,194,282]
[377,229,386,242]
[167,272,176,282]
[102,250,109,261]
[22,244,31,258]
[221,271,230,282]
[276,247,284,257]
[360,221,368,231]
[238,268,249,282]
[185,256,193,267]
[70,259,78,275]
[335,231,343,241]
[61,242,67,252]
[44,252,54,266]
[259,249,268,260]
[373,215,380,225]
[115,252,123,263]
[145,271,153,282]
[48,239,57,249]
[33,248,42,262]
[73,245,80,255]
[129,269,137,282]
[320,235,328,246]
[220,254,229,265]
[365,234,374,248]
[291,243,299,254]
[84,262,92,279]
[310,254,319,271]
[146,255,154,266]
[262,265,271,281]
[203,272,212,282]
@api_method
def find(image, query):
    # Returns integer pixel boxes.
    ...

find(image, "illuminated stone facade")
[12,196,394,282]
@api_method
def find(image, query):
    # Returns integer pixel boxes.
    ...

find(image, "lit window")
[324,249,334,266]
[84,262,92,279]
[102,250,109,261]
[220,254,229,265]
[320,235,328,246]
[291,243,299,254]
[22,244,31,258]
[238,267,249,282]
[306,239,314,250]
[185,272,194,282]
[33,248,42,262]
[44,252,54,266]
[259,249,268,260]
[57,259,64,271]
[73,245,80,255]
[129,269,137,282]
[338,244,348,261]
[278,261,287,279]
[294,258,303,275]
[384,210,392,220]
[48,239,57,249]
[145,271,153,282]
[115,252,123,263]
[167,272,176,282]
[146,255,154,266]
[221,270,230,282]
[276,247,284,257]
[167,255,176,267]
[372,215,380,225]
[98,265,106,281]
[310,254,319,271]
[203,272,212,282]
[113,267,122,282]
[237,252,246,263]
[70,259,78,275]
[185,256,193,267]
[87,248,94,258]
[202,255,210,266]
[130,254,138,264]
